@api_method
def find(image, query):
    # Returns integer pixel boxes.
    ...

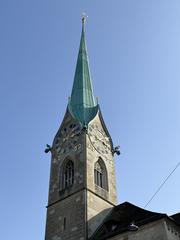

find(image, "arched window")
[94,161,103,187]
[63,160,74,189]
[94,159,108,190]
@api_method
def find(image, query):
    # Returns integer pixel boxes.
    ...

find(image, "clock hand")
[97,138,108,147]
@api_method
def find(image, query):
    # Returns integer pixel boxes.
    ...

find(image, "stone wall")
[108,219,170,240]
[86,113,117,237]
[48,110,86,205]
[45,190,86,240]
[86,113,117,204]
[87,190,113,238]
[165,219,180,239]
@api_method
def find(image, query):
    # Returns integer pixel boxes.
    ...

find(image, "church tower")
[45,17,117,240]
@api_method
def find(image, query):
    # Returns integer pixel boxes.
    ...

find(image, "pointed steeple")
[68,16,98,126]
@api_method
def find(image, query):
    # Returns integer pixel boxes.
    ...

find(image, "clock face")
[55,123,81,154]
[88,124,111,154]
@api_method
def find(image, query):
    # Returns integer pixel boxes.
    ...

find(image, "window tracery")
[94,158,108,190]
[62,160,74,189]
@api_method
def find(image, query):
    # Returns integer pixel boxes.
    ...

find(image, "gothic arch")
[94,158,108,191]
[60,158,74,190]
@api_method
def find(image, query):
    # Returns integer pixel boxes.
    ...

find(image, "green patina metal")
[68,18,98,125]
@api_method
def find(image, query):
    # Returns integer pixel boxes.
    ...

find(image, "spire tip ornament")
[82,12,88,25]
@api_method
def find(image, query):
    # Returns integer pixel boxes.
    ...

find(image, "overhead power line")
[144,161,180,209]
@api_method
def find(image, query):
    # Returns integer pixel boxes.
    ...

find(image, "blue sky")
[0,0,180,239]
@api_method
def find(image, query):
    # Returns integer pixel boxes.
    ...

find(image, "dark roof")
[171,213,180,224]
[91,202,167,240]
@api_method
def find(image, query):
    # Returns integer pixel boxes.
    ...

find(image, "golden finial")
[82,12,88,25]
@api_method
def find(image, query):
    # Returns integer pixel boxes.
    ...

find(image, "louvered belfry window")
[63,160,74,189]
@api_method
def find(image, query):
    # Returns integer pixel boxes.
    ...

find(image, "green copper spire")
[68,16,98,125]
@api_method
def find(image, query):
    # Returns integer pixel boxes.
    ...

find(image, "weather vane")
[82,12,88,24]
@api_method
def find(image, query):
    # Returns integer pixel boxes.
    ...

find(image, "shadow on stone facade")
[88,207,112,239]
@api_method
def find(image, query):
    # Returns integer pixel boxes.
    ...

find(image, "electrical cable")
[144,161,180,209]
